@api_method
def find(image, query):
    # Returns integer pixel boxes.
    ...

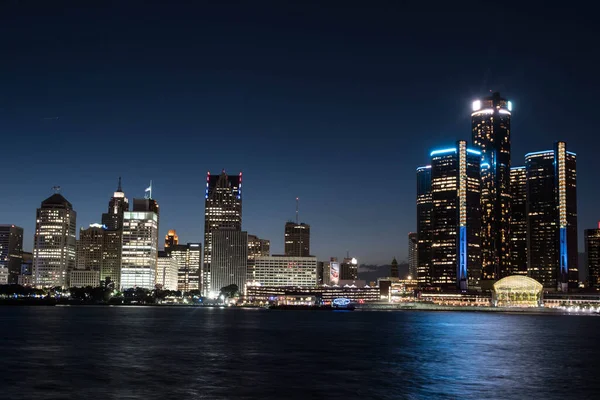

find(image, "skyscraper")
[72,223,104,287]
[509,166,527,275]
[102,229,122,288]
[121,196,159,290]
[471,93,512,281]
[416,165,432,287]
[157,251,178,291]
[525,142,578,290]
[33,192,77,288]
[165,230,178,249]
[408,232,418,279]
[340,257,358,280]
[254,255,318,287]
[101,177,129,230]
[585,224,600,288]
[76,224,105,271]
[210,230,248,296]
[203,171,242,295]
[430,141,481,291]
[284,222,310,257]
[247,234,270,285]
[100,179,128,288]
[0,225,24,284]
[390,257,399,279]
[169,243,202,292]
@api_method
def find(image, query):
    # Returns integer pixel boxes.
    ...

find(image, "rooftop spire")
[296,197,299,225]
[117,176,122,192]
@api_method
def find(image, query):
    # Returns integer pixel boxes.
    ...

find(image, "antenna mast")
[296,197,299,225]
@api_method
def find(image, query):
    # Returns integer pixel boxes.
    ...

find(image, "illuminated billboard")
[330,262,340,285]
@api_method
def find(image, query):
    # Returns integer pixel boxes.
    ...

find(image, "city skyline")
[2,3,598,265]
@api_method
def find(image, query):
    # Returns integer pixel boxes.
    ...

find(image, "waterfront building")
[509,166,527,275]
[471,92,512,282]
[340,257,358,280]
[70,270,100,288]
[157,251,178,291]
[525,142,577,291]
[33,192,77,288]
[247,234,270,285]
[121,196,159,290]
[416,165,432,286]
[491,275,543,307]
[584,224,600,288]
[203,170,242,295]
[0,225,24,284]
[429,141,481,291]
[253,255,317,287]
[165,230,178,249]
[169,243,202,292]
[408,233,417,278]
[246,284,379,304]
[210,230,247,296]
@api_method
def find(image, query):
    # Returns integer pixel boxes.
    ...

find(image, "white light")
[351,258,357,265]
[472,100,481,111]
[507,101,513,111]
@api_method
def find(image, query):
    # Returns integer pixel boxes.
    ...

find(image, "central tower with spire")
[102,177,129,230]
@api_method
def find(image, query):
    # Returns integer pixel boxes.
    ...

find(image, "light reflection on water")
[1,307,599,399]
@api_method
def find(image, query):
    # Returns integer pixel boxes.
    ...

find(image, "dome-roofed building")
[492,275,543,307]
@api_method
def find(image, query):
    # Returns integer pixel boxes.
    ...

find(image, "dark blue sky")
[1,1,599,264]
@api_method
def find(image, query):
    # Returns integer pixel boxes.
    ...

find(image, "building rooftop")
[41,193,72,208]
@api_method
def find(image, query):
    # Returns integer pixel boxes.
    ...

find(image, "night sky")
[1,1,599,264]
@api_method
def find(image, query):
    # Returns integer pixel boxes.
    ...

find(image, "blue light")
[466,149,481,155]
[430,148,456,157]
[481,163,490,169]
[333,298,351,306]
[416,165,431,171]
[458,226,467,288]
[560,227,568,277]
[525,150,552,158]
[567,151,576,156]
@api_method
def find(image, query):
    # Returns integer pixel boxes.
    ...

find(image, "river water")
[1,307,598,399]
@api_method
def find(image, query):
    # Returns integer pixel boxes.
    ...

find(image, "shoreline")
[0,300,597,315]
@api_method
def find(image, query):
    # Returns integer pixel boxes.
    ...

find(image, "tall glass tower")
[525,142,577,291]
[416,165,432,287]
[429,141,481,291]
[471,92,512,282]
[203,170,242,295]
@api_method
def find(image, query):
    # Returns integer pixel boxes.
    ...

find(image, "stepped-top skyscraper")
[100,178,129,288]
[101,177,129,230]
[471,92,512,282]
[203,170,242,294]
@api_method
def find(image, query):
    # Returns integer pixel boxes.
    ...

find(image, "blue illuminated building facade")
[524,142,578,290]
[428,141,481,291]
[203,170,242,295]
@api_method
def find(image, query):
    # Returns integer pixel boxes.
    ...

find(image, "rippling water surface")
[1,307,599,399]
